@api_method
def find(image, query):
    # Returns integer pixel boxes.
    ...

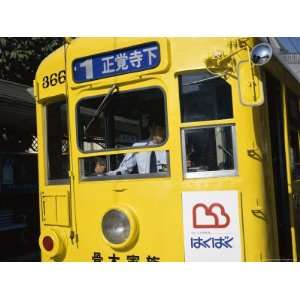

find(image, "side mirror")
[205,41,271,107]
[250,43,273,66]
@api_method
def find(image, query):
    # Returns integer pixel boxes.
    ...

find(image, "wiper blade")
[182,74,221,86]
[85,84,119,134]
[217,144,233,158]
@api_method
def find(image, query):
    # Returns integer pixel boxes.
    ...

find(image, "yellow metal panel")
[237,60,263,106]
[42,194,57,225]
[56,194,70,227]
[35,47,67,102]
[41,192,70,227]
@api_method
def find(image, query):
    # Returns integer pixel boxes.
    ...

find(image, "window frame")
[178,70,234,123]
[78,151,171,182]
[177,69,238,180]
[75,85,169,154]
[181,124,238,179]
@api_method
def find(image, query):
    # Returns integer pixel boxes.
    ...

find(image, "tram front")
[69,38,180,262]
[35,38,277,262]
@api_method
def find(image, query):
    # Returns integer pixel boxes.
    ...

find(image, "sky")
[278,38,300,53]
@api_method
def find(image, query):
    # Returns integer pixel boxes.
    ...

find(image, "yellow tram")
[34,38,300,262]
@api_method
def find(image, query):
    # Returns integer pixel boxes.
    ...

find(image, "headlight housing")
[102,209,130,244]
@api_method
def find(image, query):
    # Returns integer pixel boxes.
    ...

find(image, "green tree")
[0,37,64,85]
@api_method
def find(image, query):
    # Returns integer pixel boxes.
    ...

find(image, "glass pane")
[80,151,169,180]
[183,126,235,176]
[77,88,166,152]
[179,71,233,122]
[46,100,69,181]
[286,88,300,180]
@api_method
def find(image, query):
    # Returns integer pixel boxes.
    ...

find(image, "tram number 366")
[42,70,66,88]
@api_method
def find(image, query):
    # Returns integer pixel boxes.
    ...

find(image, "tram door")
[284,87,300,260]
[74,82,182,261]
[265,71,294,261]
[40,98,71,258]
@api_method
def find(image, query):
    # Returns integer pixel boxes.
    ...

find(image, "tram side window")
[182,126,237,178]
[46,99,69,183]
[179,71,233,123]
[178,70,236,178]
[286,89,300,180]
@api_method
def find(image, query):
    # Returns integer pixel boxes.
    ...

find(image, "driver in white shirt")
[109,124,167,175]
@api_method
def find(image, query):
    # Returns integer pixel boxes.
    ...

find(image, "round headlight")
[102,209,130,244]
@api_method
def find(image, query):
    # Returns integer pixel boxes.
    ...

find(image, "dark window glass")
[46,100,69,182]
[183,125,236,177]
[77,88,166,152]
[179,71,233,122]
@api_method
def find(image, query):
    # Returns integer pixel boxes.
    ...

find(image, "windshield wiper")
[182,74,221,86]
[217,144,233,159]
[84,84,119,135]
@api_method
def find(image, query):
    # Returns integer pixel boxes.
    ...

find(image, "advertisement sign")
[182,191,242,261]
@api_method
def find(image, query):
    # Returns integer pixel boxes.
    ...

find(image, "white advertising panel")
[182,191,242,261]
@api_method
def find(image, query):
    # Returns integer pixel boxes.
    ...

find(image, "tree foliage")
[0,37,64,85]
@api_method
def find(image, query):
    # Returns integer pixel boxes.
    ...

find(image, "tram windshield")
[77,87,167,152]
[77,87,169,179]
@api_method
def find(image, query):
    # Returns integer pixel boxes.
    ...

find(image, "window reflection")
[179,71,233,122]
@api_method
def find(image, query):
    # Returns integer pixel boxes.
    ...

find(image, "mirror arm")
[217,46,248,65]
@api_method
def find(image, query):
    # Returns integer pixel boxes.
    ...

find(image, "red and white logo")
[192,203,230,229]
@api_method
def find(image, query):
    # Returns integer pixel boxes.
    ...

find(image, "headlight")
[102,209,130,244]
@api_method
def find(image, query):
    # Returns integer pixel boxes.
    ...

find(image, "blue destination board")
[73,42,160,83]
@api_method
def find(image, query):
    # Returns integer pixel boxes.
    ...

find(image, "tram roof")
[35,37,300,97]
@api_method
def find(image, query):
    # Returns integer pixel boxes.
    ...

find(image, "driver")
[109,124,167,175]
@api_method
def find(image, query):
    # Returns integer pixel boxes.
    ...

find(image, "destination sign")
[73,42,160,83]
